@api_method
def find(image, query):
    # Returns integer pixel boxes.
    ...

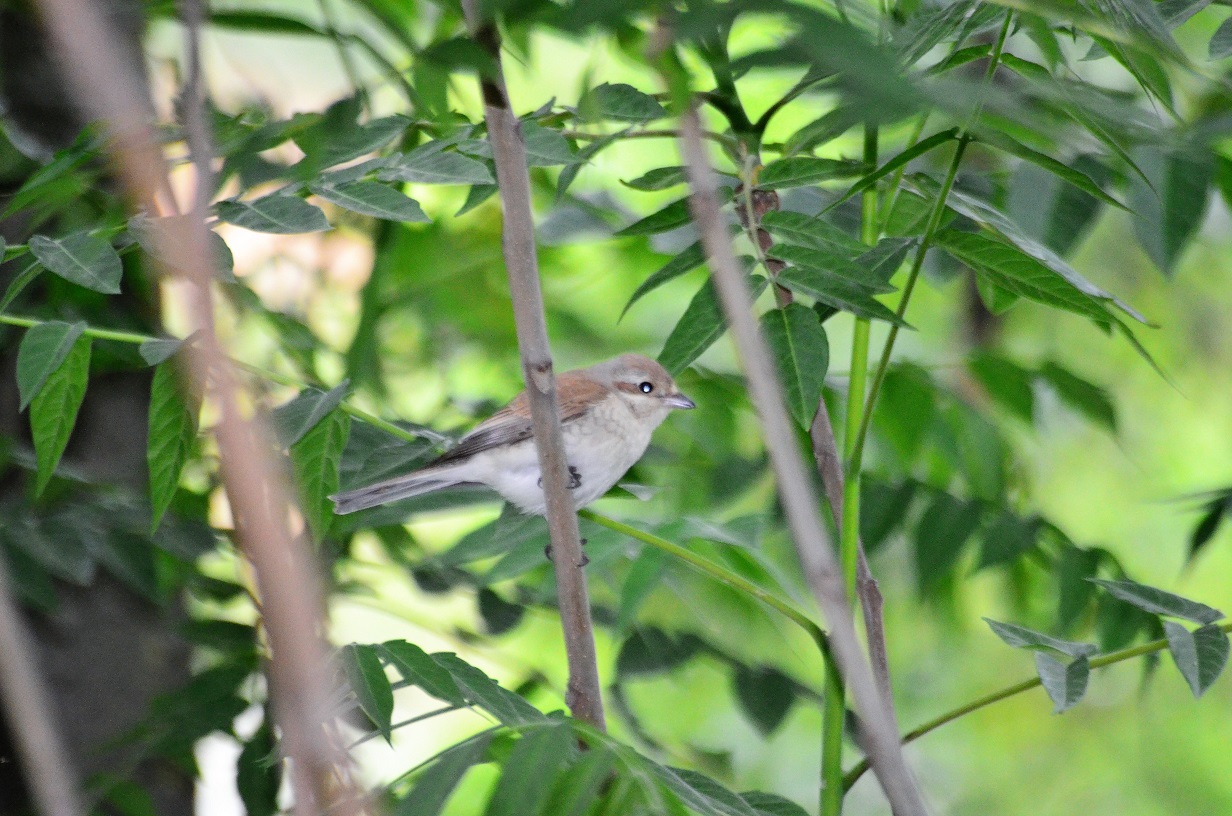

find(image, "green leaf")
[272,382,351,447]
[310,181,429,222]
[985,137,1126,210]
[760,211,865,253]
[656,766,758,816]
[616,628,704,678]
[1164,621,1230,698]
[826,128,959,212]
[775,265,906,326]
[483,724,577,816]
[1210,16,1232,59]
[30,334,91,496]
[914,492,981,594]
[769,244,896,292]
[984,618,1097,658]
[1128,145,1213,276]
[431,652,547,726]
[623,241,707,317]
[934,230,1112,321]
[624,166,689,191]
[392,733,493,816]
[147,361,199,532]
[618,547,669,631]
[658,275,768,376]
[381,148,495,185]
[477,588,524,635]
[1038,362,1117,432]
[616,197,693,237]
[741,791,810,816]
[236,719,280,816]
[290,408,350,540]
[521,122,577,166]
[16,320,85,410]
[732,665,797,735]
[1091,578,1224,624]
[542,746,619,816]
[1034,652,1090,713]
[6,516,93,586]
[129,216,235,280]
[0,259,40,312]
[457,183,498,217]
[209,10,325,36]
[757,157,862,190]
[977,511,1039,569]
[969,353,1034,422]
[860,479,917,550]
[217,195,330,234]
[296,114,407,169]
[342,643,394,741]
[781,107,864,156]
[28,233,122,294]
[580,83,667,123]
[138,337,183,366]
[761,304,828,428]
[380,640,466,706]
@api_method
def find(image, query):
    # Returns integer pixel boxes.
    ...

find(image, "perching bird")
[330,353,695,516]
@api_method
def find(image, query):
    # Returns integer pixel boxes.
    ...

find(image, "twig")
[30,0,364,812]
[459,0,605,730]
[677,105,927,816]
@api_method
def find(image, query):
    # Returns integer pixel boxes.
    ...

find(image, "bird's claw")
[538,466,582,490]
[544,537,589,567]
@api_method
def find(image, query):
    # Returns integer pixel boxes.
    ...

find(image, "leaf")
[342,643,394,741]
[477,588,524,635]
[741,791,810,816]
[129,215,235,279]
[380,640,466,706]
[1038,362,1117,432]
[757,158,862,190]
[984,618,1097,658]
[769,244,896,292]
[431,652,547,726]
[860,479,917,550]
[1128,145,1213,276]
[732,665,797,735]
[521,122,577,167]
[623,241,707,317]
[760,211,865,253]
[656,766,758,816]
[543,747,619,816]
[658,275,768,376]
[457,183,498,216]
[217,195,330,233]
[209,10,325,36]
[392,733,493,816]
[624,166,689,191]
[290,408,350,540]
[272,382,351,447]
[616,628,704,678]
[310,181,429,222]
[934,230,1112,321]
[826,128,959,211]
[914,492,982,593]
[985,136,1126,210]
[618,547,669,631]
[1034,652,1090,713]
[137,337,184,366]
[775,265,906,326]
[1091,578,1224,624]
[30,334,91,496]
[380,149,495,185]
[580,83,667,123]
[616,197,693,237]
[16,321,86,410]
[28,233,122,294]
[236,719,280,816]
[296,114,407,169]
[1210,16,1232,59]
[977,511,1039,569]
[483,724,577,816]
[969,353,1034,421]
[761,304,828,428]
[147,361,199,532]
[0,259,40,312]
[1164,621,1230,697]
[1189,494,1231,563]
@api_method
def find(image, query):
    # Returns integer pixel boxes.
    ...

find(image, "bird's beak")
[663,392,696,410]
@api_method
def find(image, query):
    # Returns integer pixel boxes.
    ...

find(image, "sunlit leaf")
[380,640,466,706]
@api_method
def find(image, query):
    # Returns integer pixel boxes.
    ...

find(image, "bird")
[330,353,695,516]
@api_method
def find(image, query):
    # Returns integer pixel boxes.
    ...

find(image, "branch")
[459,0,605,730]
[678,106,927,816]
[29,0,364,812]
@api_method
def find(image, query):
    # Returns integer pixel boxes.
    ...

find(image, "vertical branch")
[0,556,83,816]
[677,106,926,816]
[30,1,364,813]
[459,0,605,730]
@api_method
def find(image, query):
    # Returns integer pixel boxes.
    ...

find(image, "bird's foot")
[544,537,589,567]
[538,466,582,490]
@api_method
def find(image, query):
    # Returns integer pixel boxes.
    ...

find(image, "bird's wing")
[431,371,607,465]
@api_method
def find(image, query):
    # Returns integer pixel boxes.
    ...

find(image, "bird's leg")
[544,537,589,566]
[538,466,582,490]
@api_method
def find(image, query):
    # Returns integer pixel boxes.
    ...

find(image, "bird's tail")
[330,468,470,515]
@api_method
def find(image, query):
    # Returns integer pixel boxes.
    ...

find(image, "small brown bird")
[331,353,695,515]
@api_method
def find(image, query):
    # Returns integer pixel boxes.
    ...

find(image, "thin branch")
[29,0,364,813]
[677,105,927,816]
[459,0,605,730]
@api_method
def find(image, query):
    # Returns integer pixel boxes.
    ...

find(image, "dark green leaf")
[342,644,394,741]
[658,275,768,376]
[311,181,429,222]
[147,362,199,532]
[521,122,577,166]
[0,259,41,312]
[618,547,669,631]
[871,365,935,465]
[1164,621,1229,697]
[297,115,407,169]
[616,628,703,677]
[757,158,862,190]
[860,479,917,550]
[775,265,906,326]
[1034,652,1089,713]
[381,149,496,185]
[914,493,981,593]
[380,640,466,706]
[616,197,693,237]
[431,652,547,726]
[1038,362,1117,432]
[760,211,865,253]
[580,83,667,123]
[1189,495,1230,562]
[624,166,689,191]
[28,233,122,294]
[483,724,577,816]
[986,137,1126,210]
[977,511,1039,569]
[761,304,828,428]
[392,733,493,816]
[543,746,619,816]
[1129,145,1212,276]
[217,195,330,234]
[236,719,280,816]
[826,129,958,211]
[984,618,1097,658]
[656,766,757,816]
[969,353,1034,421]
[623,241,707,317]
[1057,545,1101,631]
[1007,154,1108,256]
[741,791,810,816]
[6,516,93,586]
[98,530,159,600]
[732,665,797,735]
[209,10,324,35]
[439,506,546,567]
[138,337,183,366]
[30,334,91,496]
[290,408,350,540]
[782,107,864,155]
[457,183,499,216]
[769,244,896,292]
[1091,578,1224,624]
[477,588,524,635]
[272,382,351,447]
[1210,16,1232,59]
[16,320,85,410]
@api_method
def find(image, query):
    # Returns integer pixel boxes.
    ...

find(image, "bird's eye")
[639,381,654,394]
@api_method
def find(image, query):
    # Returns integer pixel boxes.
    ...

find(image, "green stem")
[842,621,1232,791]
[577,509,830,660]
[0,313,153,345]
